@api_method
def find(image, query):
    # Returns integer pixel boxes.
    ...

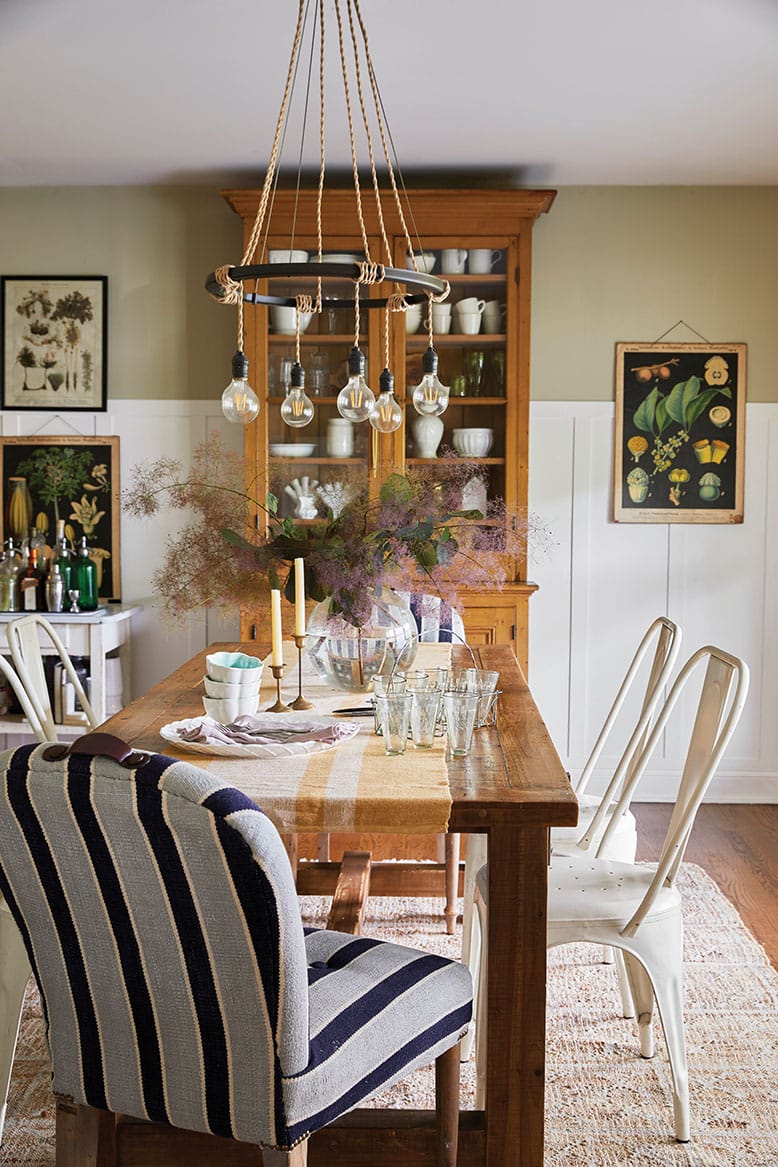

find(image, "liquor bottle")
[28,525,48,571]
[20,547,46,612]
[0,549,18,612]
[53,533,72,611]
[45,563,65,613]
[71,537,98,611]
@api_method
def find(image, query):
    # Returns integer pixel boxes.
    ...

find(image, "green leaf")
[654,396,671,436]
[679,376,703,429]
[266,491,278,515]
[380,473,413,504]
[633,387,661,435]
[664,381,688,425]
[684,386,731,430]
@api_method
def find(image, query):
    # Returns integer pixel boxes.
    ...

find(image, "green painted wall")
[531,186,778,402]
[1,185,775,403]
[0,187,241,402]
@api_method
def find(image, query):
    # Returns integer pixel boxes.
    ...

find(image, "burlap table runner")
[162,643,452,836]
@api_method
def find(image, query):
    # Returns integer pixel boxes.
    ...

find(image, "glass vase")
[305,588,419,692]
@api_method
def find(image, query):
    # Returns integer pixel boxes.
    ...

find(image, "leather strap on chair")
[42,732,151,769]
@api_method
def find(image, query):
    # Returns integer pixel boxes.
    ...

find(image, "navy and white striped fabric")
[0,743,471,1149]
[399,592,466,646]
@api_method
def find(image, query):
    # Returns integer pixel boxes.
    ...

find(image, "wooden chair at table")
[5,613,97,741]
[460,614,681,1055]
[470,645,749,1142]
[0,733,472,1167]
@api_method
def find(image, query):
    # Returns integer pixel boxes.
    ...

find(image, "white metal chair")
[471,645,749,1142]
[0,654,41,1143]
[461,615,681,1051]
[5,613,97,742]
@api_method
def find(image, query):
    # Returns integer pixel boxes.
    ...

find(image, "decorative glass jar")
[305,588,419,692]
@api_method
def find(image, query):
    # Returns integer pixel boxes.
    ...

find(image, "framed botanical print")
[0,436,120,600]
[614,342,746,523]
[1,276,107,411]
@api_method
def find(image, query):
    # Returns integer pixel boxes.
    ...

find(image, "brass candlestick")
[291,634,313,710]
[267,663,292,713]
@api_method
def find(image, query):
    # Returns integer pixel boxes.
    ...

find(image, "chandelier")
[205,0,451,432]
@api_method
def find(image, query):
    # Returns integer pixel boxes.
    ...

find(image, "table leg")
[486,823,550,1167]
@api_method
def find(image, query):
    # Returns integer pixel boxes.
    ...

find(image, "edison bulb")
[369,368,403,432]
[221,350,260,424]
[280,362,315,427]
[412,346,449,417]
[337,346,375,422]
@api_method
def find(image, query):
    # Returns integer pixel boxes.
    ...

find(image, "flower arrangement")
[124,434,538,627]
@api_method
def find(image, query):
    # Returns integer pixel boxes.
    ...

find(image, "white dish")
[452,427,494,457]
[314,253,361,264]
[203,674,262,699]
[203,694,260,721]
[205,650,263,684]
[159,716,360,759]
[269,443,316,457]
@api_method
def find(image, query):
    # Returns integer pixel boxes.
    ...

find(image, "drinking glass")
[376,692,413,755]
[443,690,479,757]
[465,351,485,395]
[410,689,442,749]
[373,673,407,735]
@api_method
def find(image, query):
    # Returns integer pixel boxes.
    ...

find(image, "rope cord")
[352,0,420,266]
[333,0,372,264]
[241,0,307,268]
[315,0,327,312]
[345,0,392,262]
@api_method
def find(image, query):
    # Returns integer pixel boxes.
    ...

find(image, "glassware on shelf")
[465,350,486,396]
[309,351,330,396]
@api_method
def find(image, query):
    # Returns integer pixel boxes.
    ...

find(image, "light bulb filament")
[349,387,364,410]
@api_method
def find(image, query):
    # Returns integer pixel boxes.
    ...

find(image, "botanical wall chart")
[613,342,746,523]
[0,436,120,600]
[1,276,107,411]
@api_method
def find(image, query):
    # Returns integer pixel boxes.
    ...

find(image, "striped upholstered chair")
[0,735,472,1166]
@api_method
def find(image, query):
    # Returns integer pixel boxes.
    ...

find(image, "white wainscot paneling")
[0,402,241,704]
[529,401,778,803]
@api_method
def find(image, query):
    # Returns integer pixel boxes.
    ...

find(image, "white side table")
[0,604,140,735]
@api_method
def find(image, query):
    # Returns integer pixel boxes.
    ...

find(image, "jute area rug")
[3,864,777,1166]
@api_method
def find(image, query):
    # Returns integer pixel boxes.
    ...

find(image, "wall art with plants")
[613,342,746,523]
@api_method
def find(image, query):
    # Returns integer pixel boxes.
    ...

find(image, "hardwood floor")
[306,805,778,970]
[633,803,778,969]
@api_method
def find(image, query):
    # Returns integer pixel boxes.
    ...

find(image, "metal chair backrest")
[5,614,96,741]
[0,653,47,741]
[609,645,749,936]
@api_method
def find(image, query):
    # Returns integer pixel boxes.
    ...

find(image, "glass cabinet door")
[264,240,383,522]
[396,236,513,517]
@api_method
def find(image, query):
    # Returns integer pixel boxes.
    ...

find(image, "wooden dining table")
[99,641,577,1167]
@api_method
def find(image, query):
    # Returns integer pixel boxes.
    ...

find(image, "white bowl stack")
[202,651,264,721]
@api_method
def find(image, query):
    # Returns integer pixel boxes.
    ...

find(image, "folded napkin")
[176,714,355,747]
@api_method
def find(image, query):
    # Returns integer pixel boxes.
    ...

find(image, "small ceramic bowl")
[203,675,261,699]
[452,427,494,457]
[202,693,260,722]
[205,651,264,684]
[406,252,436,274]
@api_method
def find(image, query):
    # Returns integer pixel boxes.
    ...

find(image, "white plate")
[269,443,316,457]
[159,716,359,759]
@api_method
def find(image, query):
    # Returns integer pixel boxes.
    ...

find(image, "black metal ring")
[204,261,447,309]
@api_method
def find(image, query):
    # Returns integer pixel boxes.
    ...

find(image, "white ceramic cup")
[482,299,504,333]
[326,418,354,456]
[457,311,483,335]
[440,248,467,274]
[268,249,309,263]
[203,675,261,699]
[405,304,423,333]
[270,306,313,334]
[456,297,487,315]
[431,303,452,334]
[468,248,503,274]
[406,252,436,274]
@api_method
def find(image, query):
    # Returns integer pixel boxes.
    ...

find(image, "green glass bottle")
[71,537,98,612]
[53,534,72,611]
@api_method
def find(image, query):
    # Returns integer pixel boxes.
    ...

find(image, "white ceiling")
[1,0,777,187]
